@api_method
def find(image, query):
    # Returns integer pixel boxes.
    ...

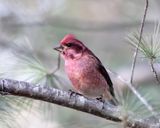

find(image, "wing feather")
[86,49,115,97]
[97,64,115,97]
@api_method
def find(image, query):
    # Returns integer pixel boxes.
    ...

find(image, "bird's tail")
[109,98,119,106]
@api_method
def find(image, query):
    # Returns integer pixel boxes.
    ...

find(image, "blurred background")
[0,0,160,128]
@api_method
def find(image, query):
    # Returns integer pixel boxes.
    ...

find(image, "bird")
[54,34,118,105]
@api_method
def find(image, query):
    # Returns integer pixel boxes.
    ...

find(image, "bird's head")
[54,34,86,60]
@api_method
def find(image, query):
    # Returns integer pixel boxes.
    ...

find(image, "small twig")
[52,53,61,74]
[150,59,160,85]
[130,0,149,84]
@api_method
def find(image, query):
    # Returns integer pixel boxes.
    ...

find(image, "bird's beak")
[53,46,63,52]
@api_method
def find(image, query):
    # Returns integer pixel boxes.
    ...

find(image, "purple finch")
[54,34,117,105]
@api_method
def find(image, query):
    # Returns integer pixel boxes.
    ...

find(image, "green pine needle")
[127,23,160,61]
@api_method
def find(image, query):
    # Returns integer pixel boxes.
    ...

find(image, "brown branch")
[0,78,159,128]
[130,0,149,83]
[0,79,121,122]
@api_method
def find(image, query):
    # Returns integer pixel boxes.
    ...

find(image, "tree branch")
[0,78,159,128]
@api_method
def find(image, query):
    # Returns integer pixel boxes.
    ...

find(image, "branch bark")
[0,78,159,128]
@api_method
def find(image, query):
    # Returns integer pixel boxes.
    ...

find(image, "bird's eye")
[66,43,73,47]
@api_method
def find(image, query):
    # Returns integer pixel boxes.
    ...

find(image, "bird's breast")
[64,56,107,97]
[65,58,87,80]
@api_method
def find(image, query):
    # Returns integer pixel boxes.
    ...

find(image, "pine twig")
[150,59,160,84]
[130,0,149,84]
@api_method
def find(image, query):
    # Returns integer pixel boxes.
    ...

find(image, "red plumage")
[54,34,117,105]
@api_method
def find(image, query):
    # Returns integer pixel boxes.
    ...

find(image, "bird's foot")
[68,89,83,97]
[96,96,105,103]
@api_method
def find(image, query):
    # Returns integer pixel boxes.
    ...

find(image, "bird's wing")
[86,49,115,98]
[97,64,115,97]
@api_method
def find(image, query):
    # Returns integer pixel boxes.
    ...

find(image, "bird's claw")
[96,96,105,103]
[68,89,82,97]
